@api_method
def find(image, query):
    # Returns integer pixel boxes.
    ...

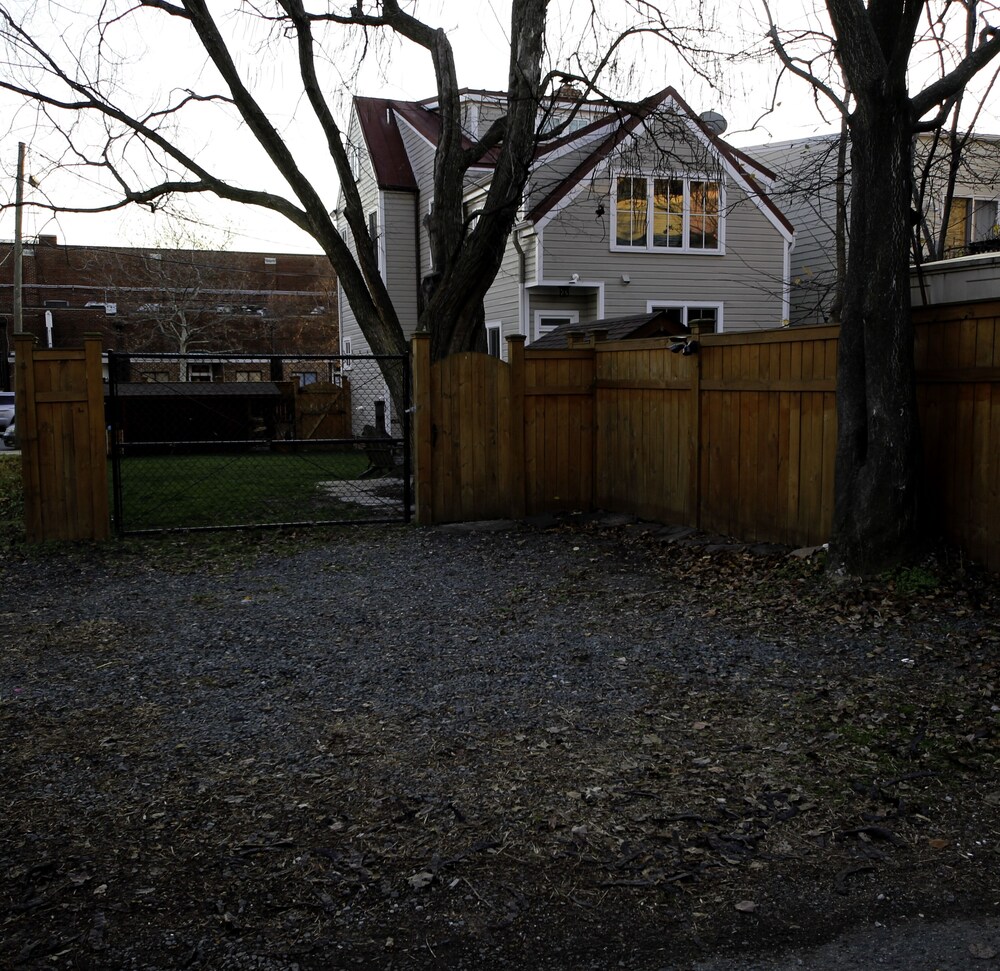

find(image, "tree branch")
[911,23,1000,119]
[763,1,847,116]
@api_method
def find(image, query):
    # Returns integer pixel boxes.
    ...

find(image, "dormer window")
[613,174,723,253]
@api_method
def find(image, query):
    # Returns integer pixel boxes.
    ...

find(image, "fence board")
[990,385,1000,571]
[413,306,1000,568]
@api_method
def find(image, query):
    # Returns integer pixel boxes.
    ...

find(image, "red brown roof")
[353,88,793,238]
[355,98,418,192]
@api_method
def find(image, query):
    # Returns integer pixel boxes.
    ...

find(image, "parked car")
[2,422,16,450]
[0,391,13,430]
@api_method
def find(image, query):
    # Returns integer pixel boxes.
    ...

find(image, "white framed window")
[236,370,263,382]
[945,196,999,252]
[367,210,379,263]
[486,320,503,359]
[614,174,724,253]
[647,301,723,333]
[188,362,221,383]
[342,337,353,370]
[463,197,483,235]
[348,143,363,180]
[424,197,437,270]
[294,371,318,387]
[533,310,579,342]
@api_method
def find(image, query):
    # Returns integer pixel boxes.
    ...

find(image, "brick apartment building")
[0,235,339,386]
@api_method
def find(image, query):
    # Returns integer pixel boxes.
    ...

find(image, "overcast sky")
[2,0,997,254]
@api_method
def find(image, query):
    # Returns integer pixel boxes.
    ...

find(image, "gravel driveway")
[2,518,999,969]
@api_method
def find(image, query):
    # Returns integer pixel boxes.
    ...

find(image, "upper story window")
[367,210,379,263]
[188,362,222,383]
[614,174,723,253]
[348,144,363,180]
[945,196,999,255]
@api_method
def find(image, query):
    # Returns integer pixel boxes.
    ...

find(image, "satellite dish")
[699,110,728,135]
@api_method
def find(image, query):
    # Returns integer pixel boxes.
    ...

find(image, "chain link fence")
[107,352,410,534]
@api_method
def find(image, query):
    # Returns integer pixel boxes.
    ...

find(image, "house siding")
[749,137,842,325]
[749,132,1000,323]
[483,240,523,349]
[525,121,626,213]
[382,191,419,336]
[535,172,786,331]
[337,189,419,357]
[396,118,437,275]
[337,111,378,356]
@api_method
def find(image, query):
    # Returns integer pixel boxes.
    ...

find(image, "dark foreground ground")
[1,515,999,969]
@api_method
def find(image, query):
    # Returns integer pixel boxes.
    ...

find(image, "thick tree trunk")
[831,100,923,573]
[420,0,546,364]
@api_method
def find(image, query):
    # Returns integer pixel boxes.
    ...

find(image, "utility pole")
[13,141,25,334]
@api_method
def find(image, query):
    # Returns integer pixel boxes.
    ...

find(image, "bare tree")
[764,0,1000,573]
[0,0,715,408]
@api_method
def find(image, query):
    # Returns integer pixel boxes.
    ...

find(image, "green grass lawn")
[115,448,396,532]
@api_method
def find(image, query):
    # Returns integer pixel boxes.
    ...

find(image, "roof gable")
[351,88,793,242]
[355,98,418,192]
[527,87,794,241]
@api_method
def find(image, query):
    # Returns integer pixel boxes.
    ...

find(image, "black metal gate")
[107,351,410,534]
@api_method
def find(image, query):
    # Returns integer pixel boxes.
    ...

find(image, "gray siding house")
[337,87,795,361]
[749,133,1000,325]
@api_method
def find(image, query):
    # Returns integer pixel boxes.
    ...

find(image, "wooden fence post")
[507,335,527,519]
[84,335,111,540]
[688,323,703,529]
[411,332,433,524]
[13,332,42,540]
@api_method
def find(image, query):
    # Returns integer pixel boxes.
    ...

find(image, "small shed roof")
[530,311,689,349]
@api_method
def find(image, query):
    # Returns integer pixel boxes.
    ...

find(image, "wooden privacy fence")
[14,333,110,541]
[412,300,1000,571]
[592,326,839,546]
[914,300,1000,571]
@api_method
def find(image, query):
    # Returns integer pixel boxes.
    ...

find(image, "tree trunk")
[419,0,546,364]
[831,99,923,572]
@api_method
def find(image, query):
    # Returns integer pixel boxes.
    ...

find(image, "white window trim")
[612,172,726,255]
[646,300,725,333]
[369,202,387,278]
[949,195,1000,242]
[533,310,579,342]
[427,197,435,270]
[485,320,504,360]
[342,337,353,370]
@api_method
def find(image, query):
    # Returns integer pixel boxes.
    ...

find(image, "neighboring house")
[336,86,795,365]
[748,133,1000,324]
[0,235,339,363]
